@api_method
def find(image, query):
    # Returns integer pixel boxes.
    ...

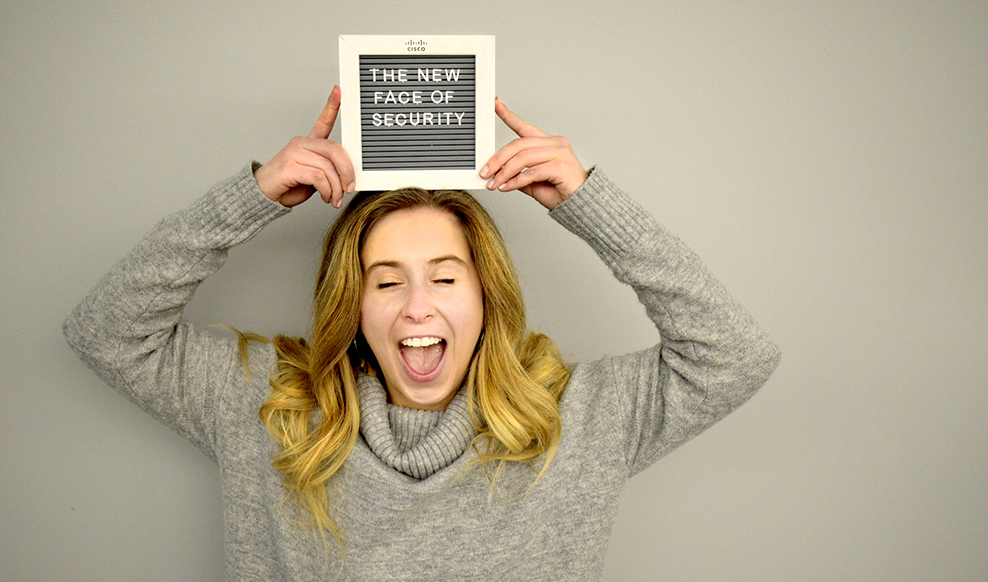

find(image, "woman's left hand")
[480,98,588,210]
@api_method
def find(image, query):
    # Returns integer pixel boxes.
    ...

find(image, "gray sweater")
[64,163,780,581]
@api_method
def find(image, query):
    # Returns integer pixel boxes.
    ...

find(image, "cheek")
[360,295,391,347]
[450,285,485,337]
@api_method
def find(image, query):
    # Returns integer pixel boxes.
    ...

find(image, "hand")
[480,97,588,210]
[254,86,355,208]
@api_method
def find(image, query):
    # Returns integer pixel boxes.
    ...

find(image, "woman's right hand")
[253,85,355,208]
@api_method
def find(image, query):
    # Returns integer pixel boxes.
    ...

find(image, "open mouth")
[397,336,447,383]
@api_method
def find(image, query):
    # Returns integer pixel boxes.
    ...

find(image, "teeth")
[400,336,443,348]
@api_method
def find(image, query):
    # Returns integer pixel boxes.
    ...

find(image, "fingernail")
[498,184,508,191]
[480,166,489,178]
[486,179,495,190]
[347,182,355,193]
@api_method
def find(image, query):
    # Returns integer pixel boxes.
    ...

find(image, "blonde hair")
[258,187,571,551]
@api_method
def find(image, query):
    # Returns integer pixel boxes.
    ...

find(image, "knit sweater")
[63,163,781,581]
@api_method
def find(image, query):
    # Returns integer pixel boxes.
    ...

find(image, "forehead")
[361,207,471,266]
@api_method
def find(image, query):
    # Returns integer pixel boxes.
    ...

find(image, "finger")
[498,161,560,193]
[481,136,559,180]
[486,146,558,191]
[295,150,343,204]
[308,86,341,139]
[494,97,549,139]
[288,146,340,203]
[295,162,335,205]
[301,138,355,193]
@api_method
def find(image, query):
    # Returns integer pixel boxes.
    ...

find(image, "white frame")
[339,35,495,191]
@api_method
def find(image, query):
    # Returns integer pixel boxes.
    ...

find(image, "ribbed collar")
[357,374,477,480]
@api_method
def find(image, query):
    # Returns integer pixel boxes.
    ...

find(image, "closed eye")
[377,282,400,289]
[434,278,455,285]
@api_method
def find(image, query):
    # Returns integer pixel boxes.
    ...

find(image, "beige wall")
[2,0,986,580]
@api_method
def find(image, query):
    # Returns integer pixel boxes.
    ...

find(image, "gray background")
[2,1,986,580]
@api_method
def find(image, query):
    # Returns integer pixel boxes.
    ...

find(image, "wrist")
[252,163,281,203]
[558,169,590,202]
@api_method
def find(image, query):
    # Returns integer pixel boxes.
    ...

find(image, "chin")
[391,377,459,410]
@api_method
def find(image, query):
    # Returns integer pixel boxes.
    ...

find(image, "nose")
[402,281,435,323]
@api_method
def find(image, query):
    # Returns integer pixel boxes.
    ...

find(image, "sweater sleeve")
[62,162,291,461]
[549,168,781,477]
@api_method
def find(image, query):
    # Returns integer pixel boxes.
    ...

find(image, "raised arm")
[483,99,781,476]
[63,89,354,459]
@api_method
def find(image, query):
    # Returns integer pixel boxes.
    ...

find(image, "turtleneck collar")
[357,373,478,480]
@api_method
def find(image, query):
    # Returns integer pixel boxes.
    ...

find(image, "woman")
[64,86,780,581]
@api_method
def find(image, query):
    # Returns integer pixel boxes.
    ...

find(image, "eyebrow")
[364,255,469,275]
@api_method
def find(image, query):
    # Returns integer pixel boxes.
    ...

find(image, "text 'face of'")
[360,207,484,410]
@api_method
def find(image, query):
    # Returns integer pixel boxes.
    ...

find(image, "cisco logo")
[406,39,428,52]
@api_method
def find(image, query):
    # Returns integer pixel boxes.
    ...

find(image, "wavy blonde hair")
[257,187,571,551]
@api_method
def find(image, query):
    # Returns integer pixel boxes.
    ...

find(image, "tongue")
[401,342,445,375]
